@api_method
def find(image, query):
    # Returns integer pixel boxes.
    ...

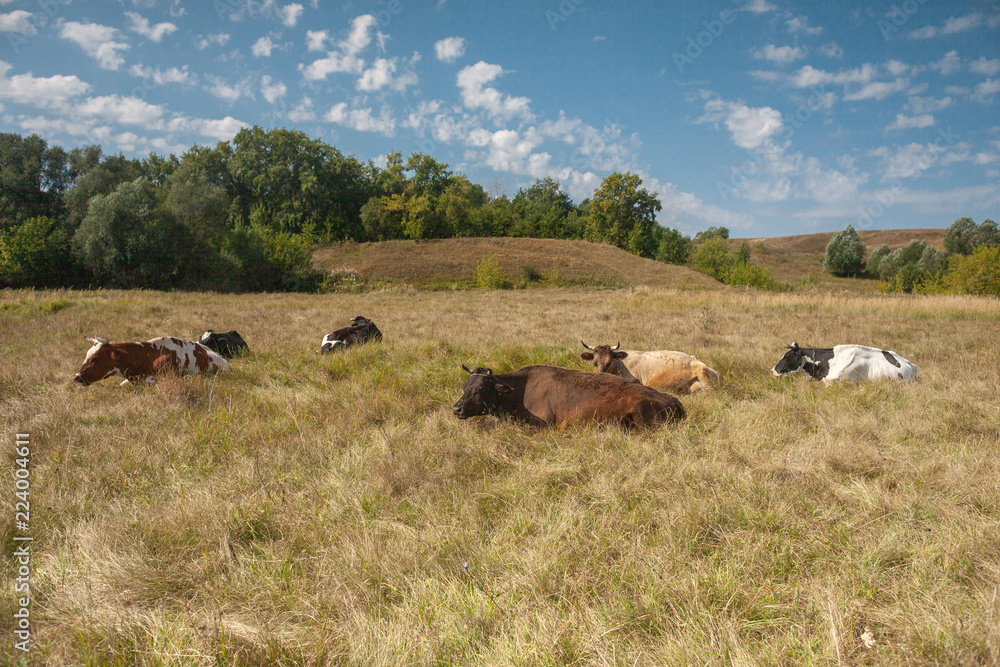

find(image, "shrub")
[475,254,510,289]
[690,237,735,281]
[655,227,693,265]
[0,216,77,287]
[865,244,891,277]
[944,217,977,255]
[690,236,788,291]
[219,225,320,292]
[940,245,1000,296]
[823,224,866,276]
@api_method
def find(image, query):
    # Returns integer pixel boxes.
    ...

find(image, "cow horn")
[612,342,620,350]
[786,342,799,350]
[462,364,473,374]
[84,336,108,345]
[581,340,594,350]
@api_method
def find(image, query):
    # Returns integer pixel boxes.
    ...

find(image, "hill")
[313,237,722,290]
[738,228,947,290]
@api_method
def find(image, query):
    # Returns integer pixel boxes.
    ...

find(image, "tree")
[823,224,866,276]
[690,236,735,280]
[587,171,661,257]
[944,217,977,255]
[941,245,1000,296]
[73,179,194,288]
[0,133,72,228]
[865,243,891,277]
[510,177,576,238]
[972,219,1000,248]
[694,226,729,242]
[654,227,692,265]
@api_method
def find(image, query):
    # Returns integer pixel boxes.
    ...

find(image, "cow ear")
[613,351,628,359]
[495,383,512,394]
[581,352,594,361]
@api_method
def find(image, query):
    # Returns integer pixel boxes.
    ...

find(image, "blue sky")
[1,0,998,237]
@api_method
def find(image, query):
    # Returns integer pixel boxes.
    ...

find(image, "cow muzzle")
[73,373,89,386]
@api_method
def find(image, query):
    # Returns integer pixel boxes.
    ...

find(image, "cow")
[770,342,918,383]
[452,364,685,429]
[580,341,721,394]
[198,330,249,359]
[73,336,229,386]
[320,316,382,354]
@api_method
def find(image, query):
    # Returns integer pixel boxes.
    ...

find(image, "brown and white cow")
[73,336,229,386]
[452,364,684,429]
[580,341,721,395]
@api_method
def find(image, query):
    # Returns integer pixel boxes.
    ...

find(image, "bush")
[475,254,510,289]
[219,225,320,292]
[823,224,866,276]
[865,244,891,277]
[940,245,1000,296]
[655,227,693,265]
[0,216,78,287]
[690,237,735,281]
[690,236,788,291]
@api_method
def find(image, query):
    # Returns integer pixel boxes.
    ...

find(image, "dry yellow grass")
[1,285,999,665]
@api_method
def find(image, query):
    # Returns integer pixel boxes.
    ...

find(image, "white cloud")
[324,102,396,136]
[819,42,843,58]
[124,11,177,42]
[206,76,253,103]
[306,29,328,51]
[908,12,985,39]
[456,61,532,122]
[742,0,777,13]
[129,63,194,85]
[871,142,949,180]
[929,50,961,76]
[843,77,909,101]
[252,36,275,57]
[58,21,129,70]
[905,95,951,114]
[280,3,303,27]
[973,78,1000,103]
[78,94,165,129]
[786,16,822,35]
[261,75,287,103]
[195,33,230,50]
[184,116,248,141]
[301,51,364,79]
[699,98,784,150]
[288,96,316,122]
[752,44,807,65]
[342,14,377,55]
[886,113,935,131]
[0,61,90,109]
[435,36,466,63]
[0,10,34,34]
[356,57,418,92]
[970,57,1000,77]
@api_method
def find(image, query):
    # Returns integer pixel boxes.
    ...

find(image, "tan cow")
[580,341,721,394]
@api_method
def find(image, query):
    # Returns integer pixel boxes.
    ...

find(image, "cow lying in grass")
[770,342,918,383]
[73,337,229,386]
[321,316,382,354]
[580,341,721,394]
[198,330,249,359]
[452,364,684,429]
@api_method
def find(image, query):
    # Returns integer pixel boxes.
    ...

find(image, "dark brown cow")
[452,364,684,429]
[73,336,229,386]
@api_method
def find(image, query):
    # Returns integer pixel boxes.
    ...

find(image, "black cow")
[452,364,684,429]
[321,316,383,354]
[198,330,249,359]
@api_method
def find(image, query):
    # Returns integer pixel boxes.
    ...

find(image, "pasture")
[1,286,999,665]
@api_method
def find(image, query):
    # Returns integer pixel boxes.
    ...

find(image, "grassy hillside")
[739,228,948,291]
[313,237,721,290]
[2,286,999,665]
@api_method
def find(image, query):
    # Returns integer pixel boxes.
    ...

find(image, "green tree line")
[1,127,696,292]
[823,219,1000,296]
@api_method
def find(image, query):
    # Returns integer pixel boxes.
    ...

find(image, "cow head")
[73,337,122,386]
[199,330,248,358]
[452,365,512,419]
[771,343,804,377]
[580,340,627,373]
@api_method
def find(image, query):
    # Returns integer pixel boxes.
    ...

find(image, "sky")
[0,0,998,237]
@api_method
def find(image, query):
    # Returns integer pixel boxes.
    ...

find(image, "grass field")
[2,284,999,666]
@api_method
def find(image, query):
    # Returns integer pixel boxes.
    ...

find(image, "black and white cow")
[771,342,918,383]
[198,330,249,359]
[320,316,382,354]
